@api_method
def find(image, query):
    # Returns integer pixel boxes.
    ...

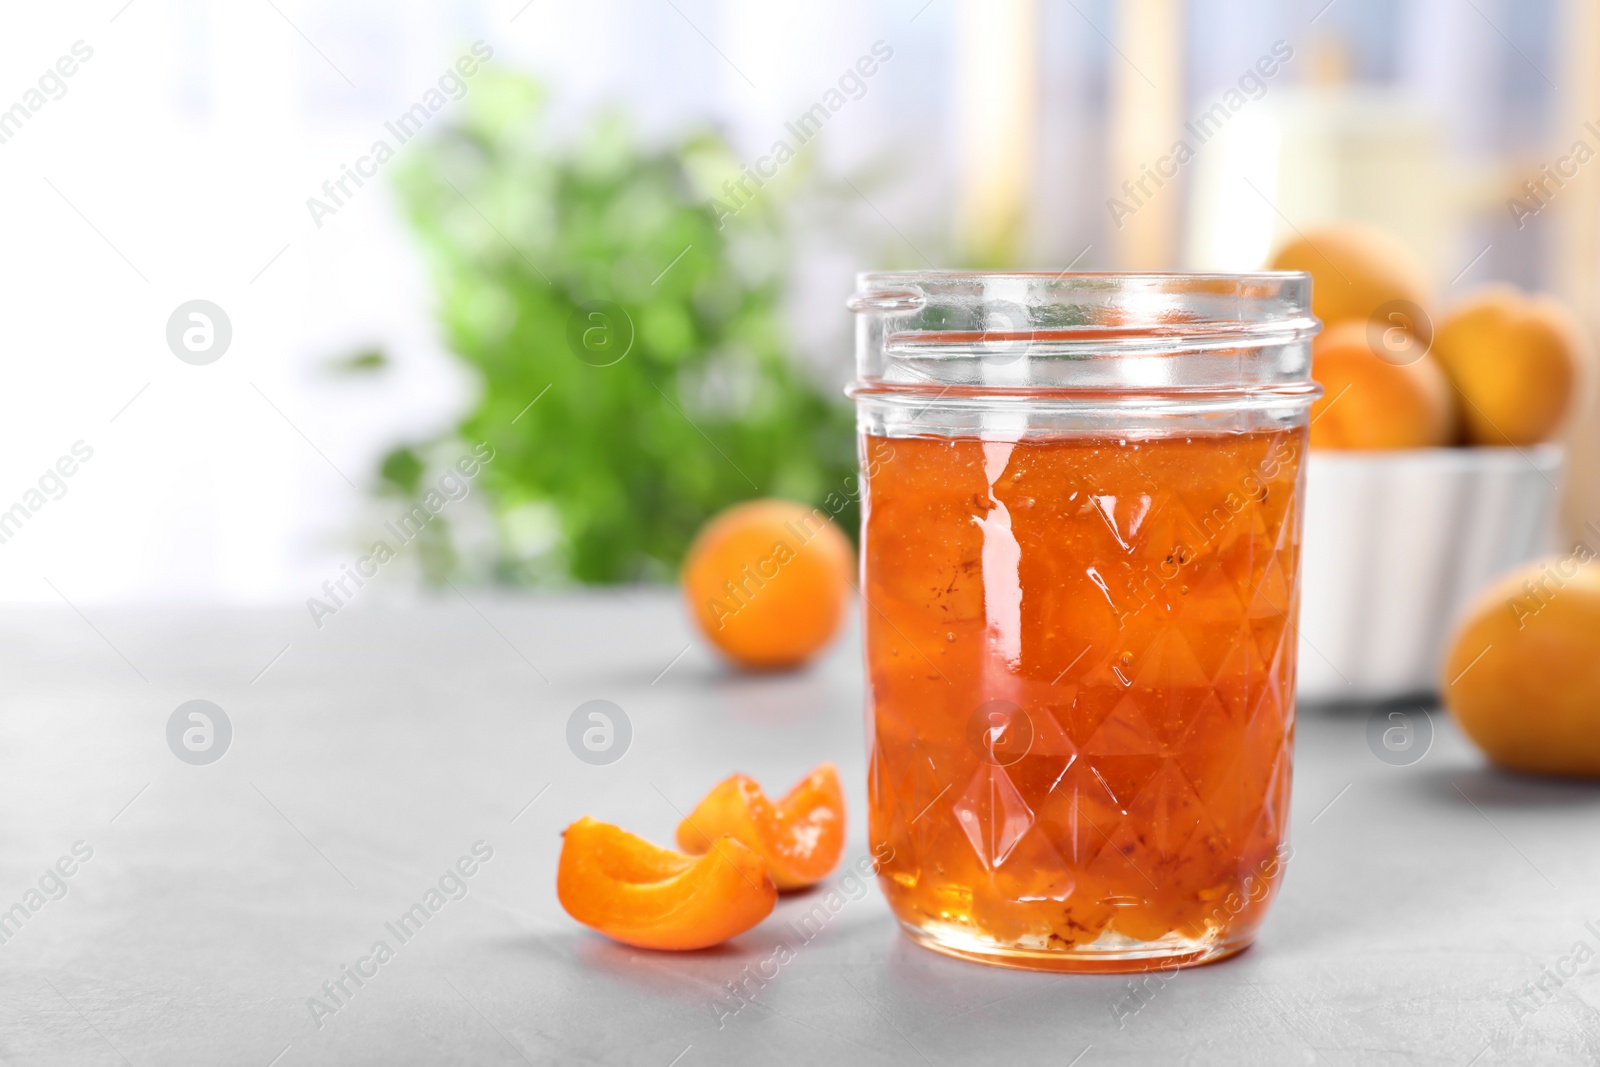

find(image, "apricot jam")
[861,428,1303,969]
[844,265,1318,966]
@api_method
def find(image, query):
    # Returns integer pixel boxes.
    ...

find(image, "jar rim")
[848,269,1320,395]
[848,269,1319,354]
[850,269,1313,316]
[855,269,1309,282]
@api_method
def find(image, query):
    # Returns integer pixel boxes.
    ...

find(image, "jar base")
[898,920,1254,974]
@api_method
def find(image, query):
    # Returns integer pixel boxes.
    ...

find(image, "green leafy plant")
[380,73,857,584]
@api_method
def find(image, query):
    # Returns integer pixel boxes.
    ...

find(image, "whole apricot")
[1269,223,1432,342]
[1308,320,1457,449]
[1442,556,1600,777]
[682,499,853,670]
[1432,286,1585,446]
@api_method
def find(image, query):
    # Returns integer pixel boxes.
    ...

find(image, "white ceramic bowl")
[1297,445,1564,702]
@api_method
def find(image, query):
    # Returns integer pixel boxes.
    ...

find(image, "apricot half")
[681,499,854,671]
[676,763,845,890]
[1432,286,1585,446]
[1442,557,1600,777]
[557,817,776,949]
[1308,320,1457,449]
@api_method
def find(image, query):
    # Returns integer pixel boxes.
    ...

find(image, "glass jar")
[847,272,1320,972]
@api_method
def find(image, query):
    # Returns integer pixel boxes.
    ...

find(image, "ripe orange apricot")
[1268,223,1432,341]
[1442,557,1600,777]
[1308,320,1457,449]
[1432,286,1586,446]
[681,499,854,670]
[676,763,846,890]
[556,817,776,950]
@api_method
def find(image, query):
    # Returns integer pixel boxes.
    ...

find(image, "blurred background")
[2,0,1596,604]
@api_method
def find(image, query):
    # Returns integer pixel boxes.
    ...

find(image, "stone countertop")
[1,593,1597,1066]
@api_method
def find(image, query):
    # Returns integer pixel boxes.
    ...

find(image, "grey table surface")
[2,592,1598,1066]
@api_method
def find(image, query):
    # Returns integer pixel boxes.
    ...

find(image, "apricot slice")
[556,817,776,949]
[676,763,845,889]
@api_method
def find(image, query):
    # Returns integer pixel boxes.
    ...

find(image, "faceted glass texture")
[863,429,1304,971]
